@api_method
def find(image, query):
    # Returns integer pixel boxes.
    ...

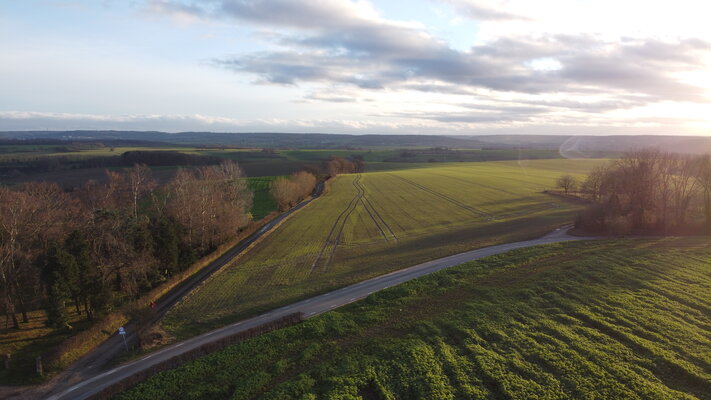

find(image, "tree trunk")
[705,191,711,228]
[84,299,93,321]
[75,296,82,315]
[16,294,28,323]
[3,293,19,329]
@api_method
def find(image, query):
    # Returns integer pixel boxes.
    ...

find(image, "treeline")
[269,155,364,211]
[0,161,252,330]
[325,156,364,177]
[575,150,711,234]
[0,151,222,176]
[270,171,318,211]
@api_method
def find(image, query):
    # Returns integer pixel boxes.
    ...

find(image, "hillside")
[162,159,603,338]
[116,238,711,400]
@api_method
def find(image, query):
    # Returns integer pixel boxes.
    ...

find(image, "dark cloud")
[154,0,711,111]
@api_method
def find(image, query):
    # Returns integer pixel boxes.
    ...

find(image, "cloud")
[0,111,427,133]
[439,0,529,21]
[2,110,707,136]
[150,1,711,109]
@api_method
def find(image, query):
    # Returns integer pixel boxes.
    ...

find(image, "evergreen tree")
[64,231,99,321]
[151,217,180,276]
[42,243,76,329]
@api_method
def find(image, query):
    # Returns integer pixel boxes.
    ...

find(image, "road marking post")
[118,326,128,351]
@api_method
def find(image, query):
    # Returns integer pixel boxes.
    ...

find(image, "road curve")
[37,182,325,400]
[48,226,593,400]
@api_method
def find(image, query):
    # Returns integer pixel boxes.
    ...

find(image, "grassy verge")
[117,238,711,400]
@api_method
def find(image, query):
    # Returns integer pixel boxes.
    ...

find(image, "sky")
[1,0,710,135]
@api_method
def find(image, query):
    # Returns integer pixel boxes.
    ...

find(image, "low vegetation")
[116,238,711,400]
[163,159,604,338]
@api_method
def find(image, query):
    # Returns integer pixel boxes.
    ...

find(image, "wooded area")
[269,156,360,211]
[575,150,711,234]
[0,161,252,331]
[270,171,317,211]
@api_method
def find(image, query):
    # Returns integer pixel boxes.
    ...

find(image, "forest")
[0,161,258,331]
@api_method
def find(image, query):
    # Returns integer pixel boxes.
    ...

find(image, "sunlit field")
[119,238,711,400]
[163,159,606,338]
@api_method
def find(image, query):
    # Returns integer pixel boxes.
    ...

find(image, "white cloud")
[1,0,710,134]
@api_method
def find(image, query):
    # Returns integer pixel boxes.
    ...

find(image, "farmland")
[116,238,711,400]
[162,159,605,338]
[246,176,280,220]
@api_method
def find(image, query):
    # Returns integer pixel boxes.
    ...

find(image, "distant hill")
[0,131,485,149]
[1,130,710,154]
[470,134,711,155]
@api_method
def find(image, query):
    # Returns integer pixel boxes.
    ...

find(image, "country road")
[47,226,594,400]
[22,182,326,400]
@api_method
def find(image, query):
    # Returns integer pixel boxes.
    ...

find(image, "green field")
[282,148,567,164]
[117,238,711,400]
[162,159,605,338]
[247,176,280,220]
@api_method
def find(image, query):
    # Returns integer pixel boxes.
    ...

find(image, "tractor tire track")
[352,176,388,242]
[310,176,362,274]
[309,177,359,275]
[354,177,398,241]
[389,174,493,220]
[324,177,363,268]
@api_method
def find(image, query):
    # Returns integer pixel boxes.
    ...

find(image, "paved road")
[35,182,324,400]
[48,226,592,400]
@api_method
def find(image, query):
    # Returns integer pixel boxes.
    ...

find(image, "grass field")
[117,238,711,400]
[282,149,567,164]
[246,176,280,220]
[162,159,605,338]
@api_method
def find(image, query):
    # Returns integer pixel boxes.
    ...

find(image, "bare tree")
[697,155,711,228]
[270,171,317,211]
[556,174,578,195]
[0,183,80,328]
[167,161,253,253]
[126,164,156,221]
[670,155,700,227]
[577,150,710,234]
[653,152,675,233]
[580,166,606,202]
